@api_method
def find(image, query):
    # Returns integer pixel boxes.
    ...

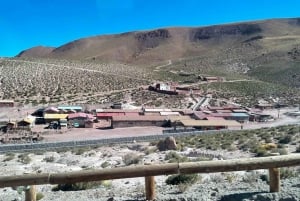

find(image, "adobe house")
[111,115,168,129]
[44,114,68,123]
[0,100,14,107]
[180,119,241,130]
[68,112,95,128]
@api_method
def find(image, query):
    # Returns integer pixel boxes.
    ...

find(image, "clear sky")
[1,0,300,57]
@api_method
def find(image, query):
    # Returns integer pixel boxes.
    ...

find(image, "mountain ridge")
[16,18,300,65]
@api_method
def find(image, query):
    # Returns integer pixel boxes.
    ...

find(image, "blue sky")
[1,0,300,57]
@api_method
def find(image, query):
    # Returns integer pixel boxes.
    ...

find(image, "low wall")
[0,130,221,153]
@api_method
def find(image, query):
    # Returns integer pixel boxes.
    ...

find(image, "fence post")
[269,168,280,192]
[25,185,36,201]
[145,176,155,200]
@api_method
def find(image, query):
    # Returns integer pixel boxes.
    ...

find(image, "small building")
[59,119,68,128]
[143,108,172,116]
[43,107,60,114]
[255,103,274,110]
[111,115,167,129]
[230,113,249,123]
[17,118,34,130]
[57,106,83,112]
[44,114,68,123]
[68,112,95,128]
[111,102,122,109]
[0,100,14,107]
[192,111,211,120]
[180,119,241,130]
[249,113,274,122]
[96,109,140,120]
[160,112,180,116]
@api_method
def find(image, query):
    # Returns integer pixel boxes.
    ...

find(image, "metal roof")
[68,112,94,119]
[231,113,249,117]
[160,112,180,116]
[112,115,166,122]
[57,106,82,110]
[44,114,68,119]
[144,108,172,112]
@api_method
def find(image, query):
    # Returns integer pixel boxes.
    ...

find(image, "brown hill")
[17,46,55,58]
[17,18,300,65]
[16,18,300,88]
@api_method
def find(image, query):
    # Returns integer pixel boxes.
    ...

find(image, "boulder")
[157,136,177,151]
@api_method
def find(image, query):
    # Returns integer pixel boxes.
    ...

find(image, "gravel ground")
[1,174,299,201]
[0,144,299,201]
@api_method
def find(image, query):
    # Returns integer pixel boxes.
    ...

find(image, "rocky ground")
[0,142,299,201]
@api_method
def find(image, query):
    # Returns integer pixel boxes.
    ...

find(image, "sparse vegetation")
[3,153,15,162]
[280,168,299,179]
[101,161,110,168]
[52,181,103,191]
[123,153,142,166]
[166,174,199,185]
[36,192,44,200]
[18,153,31,164]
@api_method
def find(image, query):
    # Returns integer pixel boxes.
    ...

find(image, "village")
[1,77,296,144]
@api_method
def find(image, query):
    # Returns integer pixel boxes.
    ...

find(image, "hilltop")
[17,18,300,87]
[1,18,300,106]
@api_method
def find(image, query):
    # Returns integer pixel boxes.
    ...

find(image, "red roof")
[193,111,211,120]
[210,113,232,117]
[96,112,125,117]
[68,112,94,119]
[112,115,166,122]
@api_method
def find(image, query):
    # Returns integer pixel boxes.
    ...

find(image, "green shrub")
[280,168,298,179]
[260,174,269,183]
[278,135,293,144]
[254,147,268,157]
[3,153,15,162]
[101,161,110,168]
[296,145,300,153]
[36,192,44,200]
[72,147,90,155]
[18,154,31,164]
[165,151,189,163]
[52,181,102,191]
[43,156,55,162]
[166,174,199,185]
[123,153,142,166]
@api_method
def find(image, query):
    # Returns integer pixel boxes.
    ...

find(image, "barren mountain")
[17,46,55,58]
[17,18,300,64]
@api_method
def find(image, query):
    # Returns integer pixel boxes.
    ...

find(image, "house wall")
[0,102,14,107]
[112,120,166,128]
[69,118,86,128]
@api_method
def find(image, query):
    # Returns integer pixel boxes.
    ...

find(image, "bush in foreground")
[166,174,199,185]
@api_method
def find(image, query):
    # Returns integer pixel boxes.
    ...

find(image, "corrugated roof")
[68,112,94,119]
[112,115,166,122]
[58,106,82,110]
[160,112,180,116]
[180,119,241,127]
[210,113,233,117]
[231,113,249,117]
[144,108,172,112]
[97,109,141,113]
[96,112,125,117]
[44,114,68,119]
[205,117,225,121]
[168,115,192,122]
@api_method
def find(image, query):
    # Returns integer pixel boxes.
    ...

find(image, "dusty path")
[41,126,164,142]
